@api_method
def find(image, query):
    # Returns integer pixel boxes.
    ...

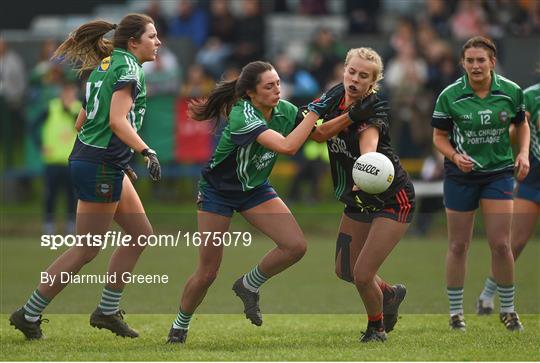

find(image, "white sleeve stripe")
[243,102,263,125]
[232,122,265,134]
[432,114,451,119]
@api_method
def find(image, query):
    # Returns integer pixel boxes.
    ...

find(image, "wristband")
[141,148,156,157]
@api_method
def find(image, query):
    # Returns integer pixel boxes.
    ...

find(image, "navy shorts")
[444,176,514,212]
[515,159,540,203]
[69,160,124,202]
[344,182,416,224]
[197,181,279,217]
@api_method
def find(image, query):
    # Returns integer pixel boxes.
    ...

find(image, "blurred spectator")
[145,0,169,38]
[142,44,181,164]
[196,37,232,79]
[416,21,453,85]
[29,39,61,86]
[222,65,240,81]
[143,44,181,97]
[0,37,26,167]
[299,0,328,15]
[288,141,329,203]
[384,17,416,61]
[423,0,451,37]
[31,80,79,234]
[273,53,319,105]
[382,0,425,18]
[346,0,381,34]
[169,0,208,48]
[522,0,540,35]
[385,41,431,156]
[450,0,488,40]
[305,27,347,88]
[411,150,444,236]
[325,62,345,90]
[179,64,215,98]
[427,50,461,96]
[207,0,236,44]
[231,0,265,67]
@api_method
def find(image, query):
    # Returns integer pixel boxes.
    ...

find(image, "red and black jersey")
[309,84,412,210]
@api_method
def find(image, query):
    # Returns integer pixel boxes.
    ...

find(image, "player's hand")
[452,152,473,173]
[348,94,390,124]
[124,164,138,183]
[141,148,161,181]
[514,151,530,182]
[307,83,344,116]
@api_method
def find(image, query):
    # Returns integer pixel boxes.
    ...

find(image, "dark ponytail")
[189,61,275,129]
[53,13,153,74]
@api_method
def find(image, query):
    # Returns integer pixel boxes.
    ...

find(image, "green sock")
[172,309,192,330]
[447,287,464,316]
[497,284,515,313]
[243,265,268,292]
[479,276,497,301]
[98,287,122,315]
[23,289,50,322]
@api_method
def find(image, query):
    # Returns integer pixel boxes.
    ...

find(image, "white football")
[352,152,395,194]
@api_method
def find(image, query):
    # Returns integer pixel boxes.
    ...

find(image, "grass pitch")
[1,211,538,361]
[1,313,539,361]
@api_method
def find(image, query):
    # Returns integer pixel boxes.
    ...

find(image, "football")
[352,152,395,194]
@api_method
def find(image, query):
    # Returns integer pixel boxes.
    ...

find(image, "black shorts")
[344,182,416,223]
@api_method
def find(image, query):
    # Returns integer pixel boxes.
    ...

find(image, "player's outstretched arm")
[310,113,352,143]
[256,111,319,156]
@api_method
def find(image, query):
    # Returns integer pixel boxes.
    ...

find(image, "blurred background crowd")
[1,0,539,233]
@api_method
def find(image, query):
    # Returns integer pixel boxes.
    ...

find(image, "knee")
[353,269,373,290]
[491,240,511,257]
[353,274,371,290]
[287,240,307,262]
[76,248,100,264]
[448,240,469,256]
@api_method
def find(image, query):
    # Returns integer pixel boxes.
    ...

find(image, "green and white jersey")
[431,72,525,183]
[69,48,146,169]
[201,99,298,191]
[524,83,540,163]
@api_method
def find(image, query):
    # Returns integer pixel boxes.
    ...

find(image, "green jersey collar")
[113,48,142,66]
[462,71,501,94]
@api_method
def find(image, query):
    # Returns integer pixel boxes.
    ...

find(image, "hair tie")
[112,24,118,30]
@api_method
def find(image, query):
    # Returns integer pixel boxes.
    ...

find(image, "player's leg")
[334,210,405,332]
[167,210,230,344]
[511,197,539,259]
[477,193,539,315]
[476,198,538,315]
[234,197,307,326]
[481,197,523,331]
[10,199,116,340]
[10,160,121,340]
[352,216,409,342]
[90,176,153,337]
[445,208,474,329]
[443,178,479,330]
